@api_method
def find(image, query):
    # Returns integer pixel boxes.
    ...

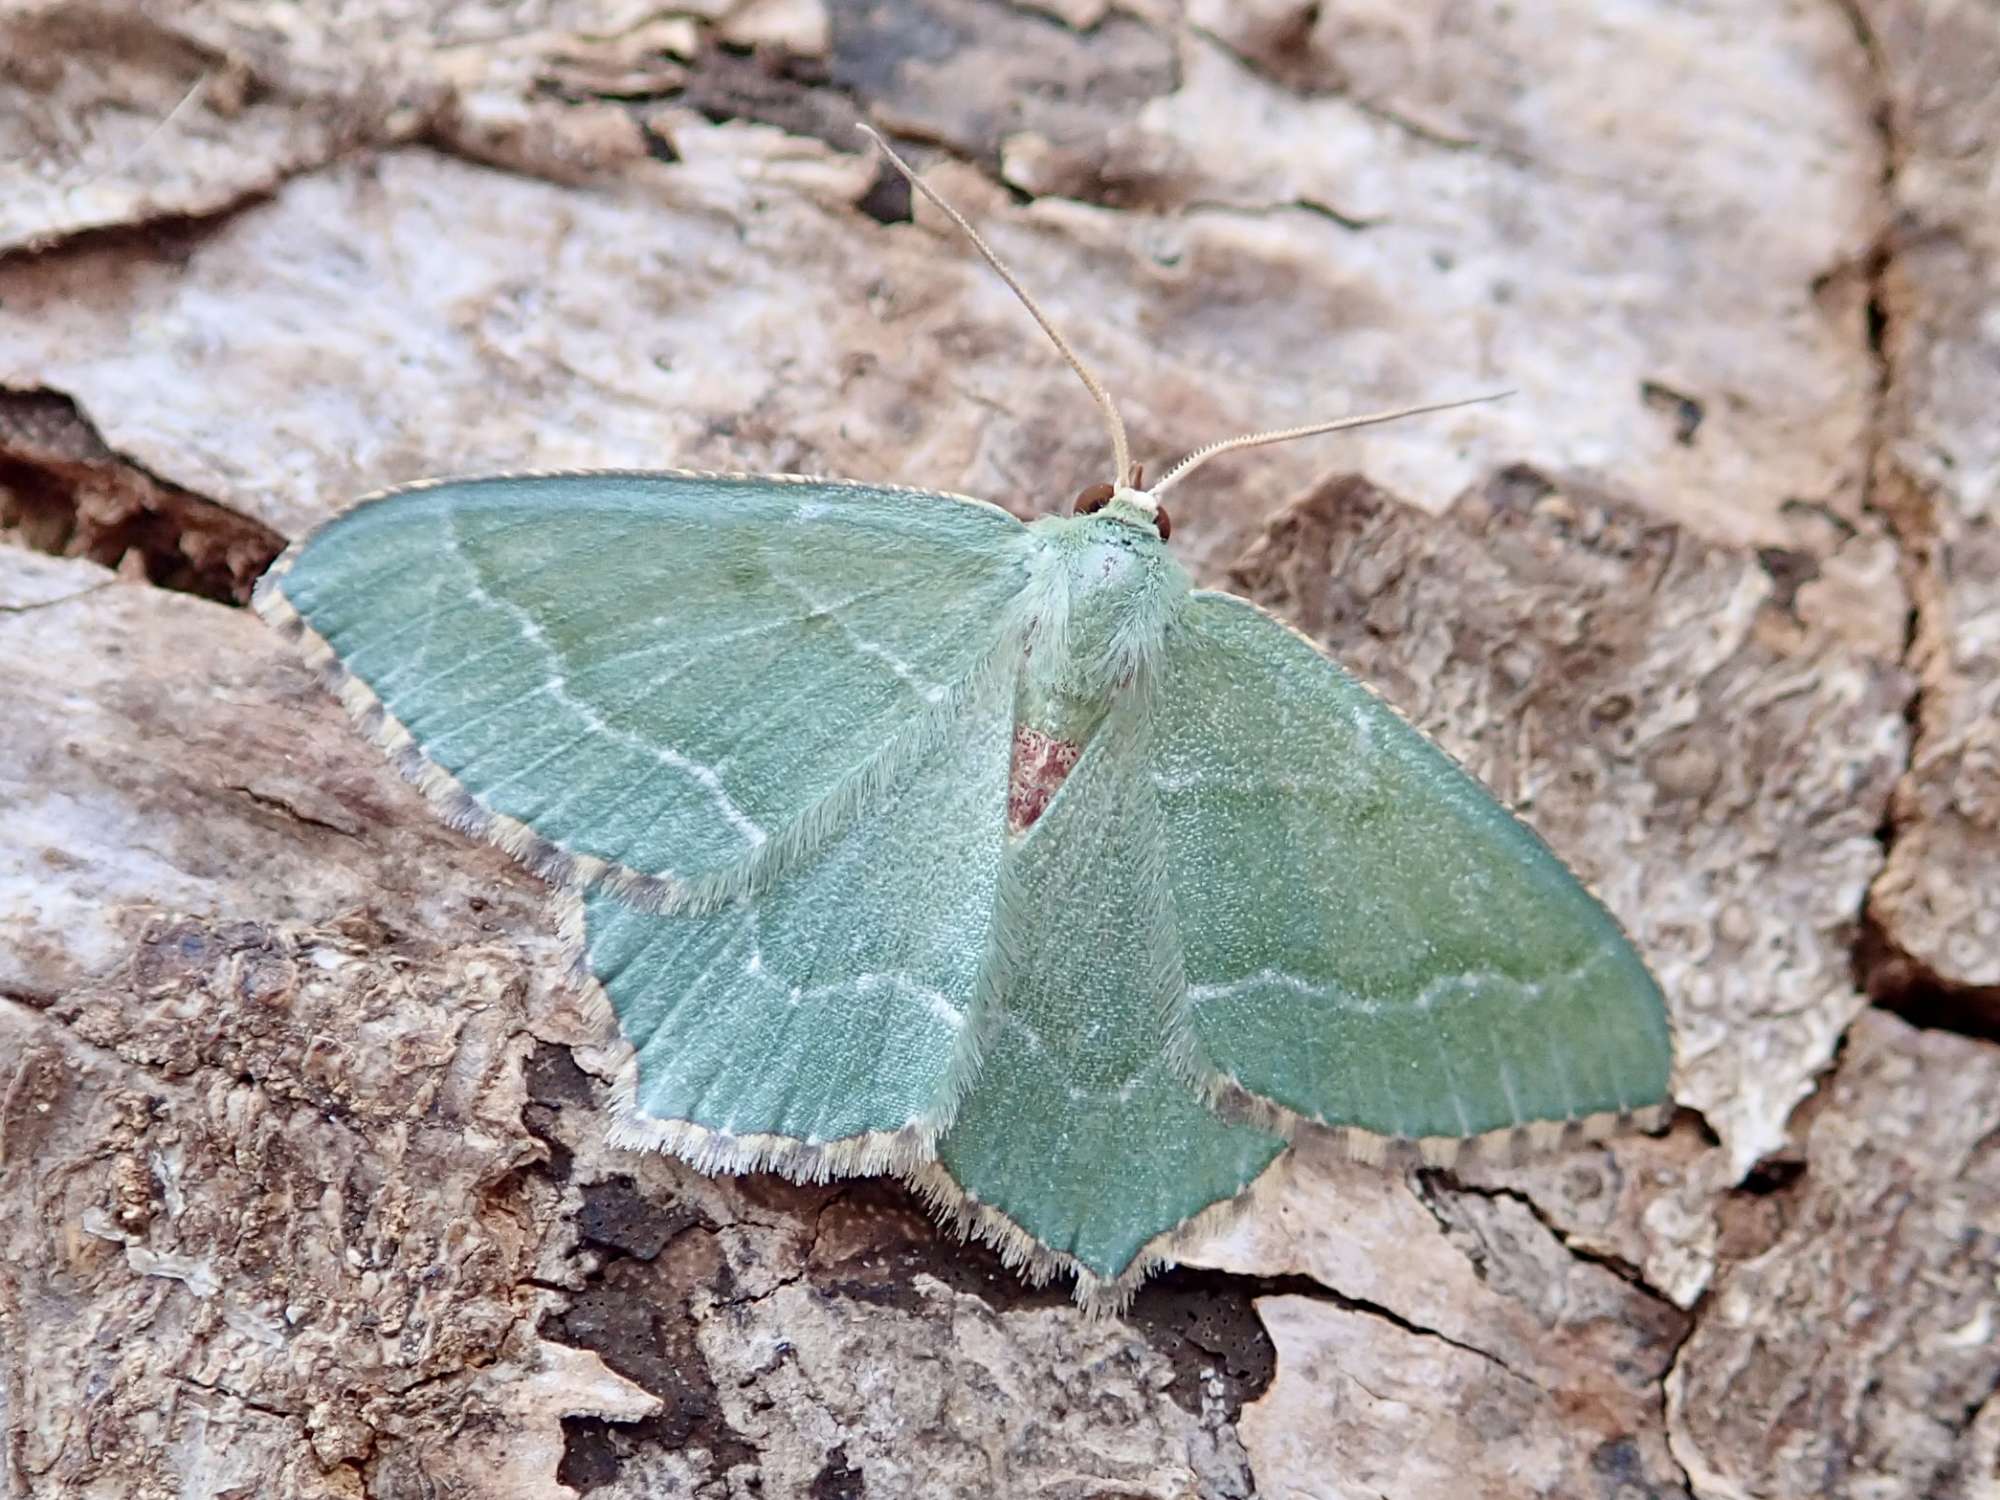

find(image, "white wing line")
[409,676,557,749]
[1185,961,1605,1014]
[806,972,965,1030]
[1431,1023,1475,1136]
[1497,1059,1526,1126]
[414,604,791,693]
[443,508,768,848]
[764,562,946,704]
[990,1012,1153,1107]
[578,574,910,677]
[1185,967,1384,1016]
[337,575,469,669]
[1187,953,1622,1125]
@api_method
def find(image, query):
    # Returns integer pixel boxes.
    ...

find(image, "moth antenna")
[23,71,212,217]
[859,123,1131,490]
[68,74,215,198]
[114,72,212,179]
[1149,392,1513,499]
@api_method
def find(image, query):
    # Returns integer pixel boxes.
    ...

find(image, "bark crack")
[1182,197,1381,232]
[1420,1169,1676,1309]
[170,1372,303,1423]
[1235,1271,1544,1393]
[1656,1291,1706,1499]
[1652,7,1948,1495]
[1408,1154,1699,1488]
[1825,0,2000,1046]
[0,580,114,613]
[222,783,365,841]
[0,387,284,605]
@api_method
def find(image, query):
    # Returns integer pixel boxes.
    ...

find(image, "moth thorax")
[1001,513,1180,831]
[1046,537,1174,698]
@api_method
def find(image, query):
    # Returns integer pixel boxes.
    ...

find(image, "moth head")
[1073,468,1172,541]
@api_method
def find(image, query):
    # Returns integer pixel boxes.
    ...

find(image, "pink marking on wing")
[1007,725,1082,833]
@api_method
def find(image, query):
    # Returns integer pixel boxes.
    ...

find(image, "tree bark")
[2,2,1994,1496]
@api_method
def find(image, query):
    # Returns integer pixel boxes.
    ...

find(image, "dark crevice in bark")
[524,1119,762,1491]
[1125,1266,1287,1419]
[0,181,272,269]
[1856,910,2000,1043]
[518,1042,1283,1487]
[656,0,1182,218]
[0,387,284,605]
[668,38,867,154]
[1735,1154,1808,1198]
[1827,0,1990,1046]
[1656,1286,1710,1500]
[855,159,914,224]
[826,0,1179,166]
[808,1444,865,1500]
[1190,1268,1541,1391]
[605,0,1178,187]
[1826,0,1902,598]
[1827,0,1904,590]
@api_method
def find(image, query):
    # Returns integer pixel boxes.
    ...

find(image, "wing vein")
[442,504,769,849]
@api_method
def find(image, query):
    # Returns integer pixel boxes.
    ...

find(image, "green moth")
[255,133,1673,1307]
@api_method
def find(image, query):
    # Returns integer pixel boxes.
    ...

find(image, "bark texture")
[1,2,1994,1496]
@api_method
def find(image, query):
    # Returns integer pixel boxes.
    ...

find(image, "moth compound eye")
[1073,483,1115,515]
[1153,504,1172,541]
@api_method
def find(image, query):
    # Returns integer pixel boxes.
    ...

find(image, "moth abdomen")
[1006,724,1083,833]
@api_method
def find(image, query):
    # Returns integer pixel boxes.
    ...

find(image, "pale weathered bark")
[1,3,1994,1497]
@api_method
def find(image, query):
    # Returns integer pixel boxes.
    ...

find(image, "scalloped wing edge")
[255,571,675,900]
[551,887,949,1179]
[1212,1074,1675,1169]
[903,1157,1270,1317]
[556,882,1672,1313]
[554,881,1256,1313]
[909,1095,1667,1315]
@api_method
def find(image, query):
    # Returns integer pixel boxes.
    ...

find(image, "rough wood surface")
[1,3,1993,1497]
